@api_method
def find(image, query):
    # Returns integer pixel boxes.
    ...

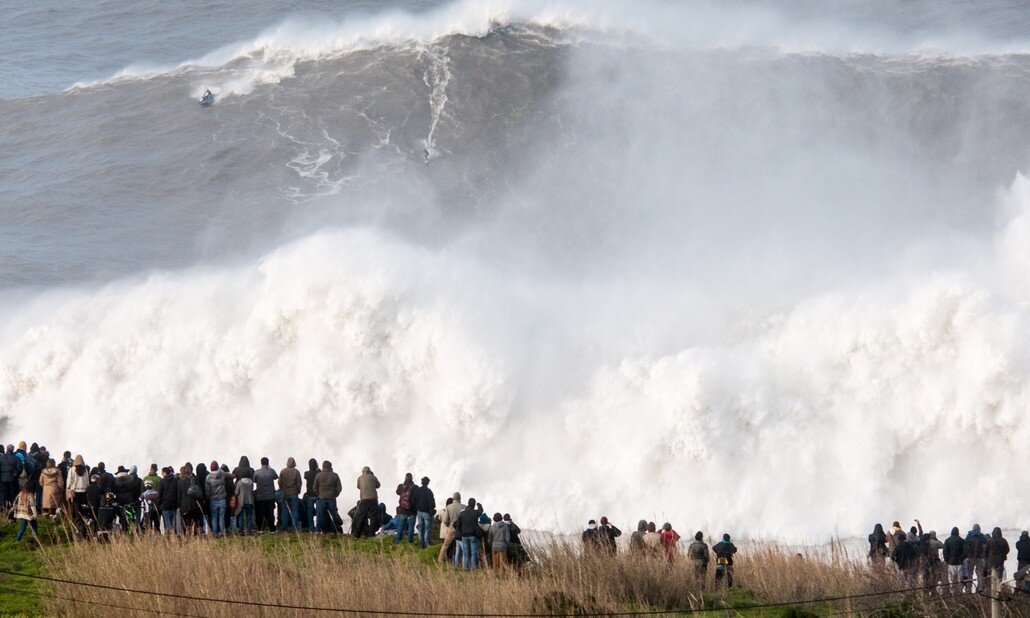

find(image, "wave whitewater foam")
[4,174,1030,537]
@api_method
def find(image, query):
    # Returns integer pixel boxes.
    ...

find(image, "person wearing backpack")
[687,532,711,581]
[177,466,204,534]
[394,473,417,544]
[138,480,161,532]
[14,442,33,492]
[713,534,738,588]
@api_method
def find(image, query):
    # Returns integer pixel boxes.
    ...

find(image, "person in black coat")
[868,523,888,564]
[157,467,179,534]
[455,498,484,569]
[1017,531,1030,571]
[177,467,203,534]
[411,477,437,548]
[943,527,967,590]
[985,528,1010,579]
[892,532,918,586]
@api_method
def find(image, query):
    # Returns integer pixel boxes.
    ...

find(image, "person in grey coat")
[253,457,279,533]
[488,513,511,570]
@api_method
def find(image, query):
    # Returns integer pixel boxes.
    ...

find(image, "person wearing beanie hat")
[688,532,711,580]
[713,534,738,587]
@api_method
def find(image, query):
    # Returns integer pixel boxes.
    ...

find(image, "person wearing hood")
[57,452,73,486]
[965,524,988,592]
[303,458,319,533]
[687,532,711,580]
[394,472,417,544]
[1017,531,1030,572]
[278,457,302,532]
[922,530,944,587]
[868,524,888,564]
[253,457,278,533]
[713,534,738,588]
[221,464,235,533]
[985,527,1010,582]
[157,467,179,534]
[0,445,20,509]
[14,442,33,493]
[438,492,463,564]
[39,459,64,517]
[313,460,343,534]
[630,520,648,554]
[943,527,967,592]
[412,476,436,549]
[503,514,527,568]
[206,461,227,537]
[234,471,256,534]
[65,454,90,524]
[232,456,254,481]
[352,466,381,538]
[195,463,209,530]
[177,465,204,534]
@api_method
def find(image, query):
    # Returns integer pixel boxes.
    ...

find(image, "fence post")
[991,568,1001,618]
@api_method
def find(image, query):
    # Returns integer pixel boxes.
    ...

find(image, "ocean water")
[2,0,1030,538]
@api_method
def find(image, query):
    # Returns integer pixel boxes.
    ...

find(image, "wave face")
[3,0,1030,536]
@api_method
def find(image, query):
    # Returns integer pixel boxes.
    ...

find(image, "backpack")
[187,477,203,499]
[398,485,413,511]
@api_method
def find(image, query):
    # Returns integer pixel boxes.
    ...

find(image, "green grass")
[0,516,62,617]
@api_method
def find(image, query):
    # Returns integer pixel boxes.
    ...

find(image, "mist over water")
[2,0,1030,537]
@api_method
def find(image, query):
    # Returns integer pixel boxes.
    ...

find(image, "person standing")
[39,459,64,518]
[65,454,90,526]
[892,532,918,586]
[643,522,663,556]
[205,462,227,537]
[713,534,738,587]
[253,457,278,534]
[11,485,38,542]
[138,480,161,532]
[0,446,20,509]
[234,474,256,534]
[687,532,711,581]
[599,517,622,555]
[868,524,889,565]
[438,492,463,564]
[985,527,1010,583]
[943,527,967,593]
[488,513,510,571]
[313,460,343,534]
[278,457,302,532]
[352,467,380,538]
[394,473,417,544]
[303,459,319,533]
[177,466,204,534]
[412,476,436,548]
[630,520,648,554]
[455,498,484,570]
[659,523,681,561]
[965,524,988,592]
[1016,531,1030,572]
[157,467,179,534]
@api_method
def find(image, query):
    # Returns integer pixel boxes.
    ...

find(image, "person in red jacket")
[659,522,681,561]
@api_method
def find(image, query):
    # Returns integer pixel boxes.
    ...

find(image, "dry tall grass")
[35,534,998,617]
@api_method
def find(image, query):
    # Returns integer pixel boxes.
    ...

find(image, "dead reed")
[34,533,995,617]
